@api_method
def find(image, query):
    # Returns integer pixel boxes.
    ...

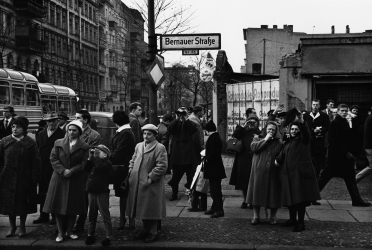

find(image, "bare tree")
[129,0,196,36]
[0,18,16,67]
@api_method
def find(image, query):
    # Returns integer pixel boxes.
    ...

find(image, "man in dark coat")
[318,104,371,207]
[356,112,372,183]
[58,111,69,132]
[321,99,335,121]
[167,107,198,201]
[303,99,330,179]
[110,110,136,230]
[157,114,173,174]
[0,106,15,139]
[128,102,143,144]
[33,113,66,224]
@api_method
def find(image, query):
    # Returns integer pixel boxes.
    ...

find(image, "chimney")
[287,25,293,32]
[346,25,350,33]
[273,25,277,29]
[261,25,268,29]
[283,24,287,29]
[331,25,335,34]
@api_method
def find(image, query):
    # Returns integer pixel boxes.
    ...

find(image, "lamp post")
[168,81,174,114]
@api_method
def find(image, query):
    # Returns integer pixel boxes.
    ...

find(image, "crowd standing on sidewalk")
[1,99,372,245]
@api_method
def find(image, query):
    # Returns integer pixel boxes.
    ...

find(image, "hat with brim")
[91,144,111,157]
[43,112,59,121]
[141,124,158,134]
[247,114,260,123]
[58,112,69,120]
[67,120,83,135]
[277,112,287,118]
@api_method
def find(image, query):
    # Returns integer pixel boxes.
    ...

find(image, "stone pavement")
[1,155,372,249]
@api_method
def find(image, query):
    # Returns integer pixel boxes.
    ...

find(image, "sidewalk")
[1,155,372,249]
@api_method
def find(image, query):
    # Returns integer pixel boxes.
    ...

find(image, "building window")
[50,5,55,25]
[56,9,61,28]
[75,17,79,35]
[57,40,61,56]
[69,14,73,34]
[62,41,66,58]
[62,12,66,30]
[51,38,55,54]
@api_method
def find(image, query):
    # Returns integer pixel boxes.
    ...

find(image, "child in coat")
[83,145,113,247]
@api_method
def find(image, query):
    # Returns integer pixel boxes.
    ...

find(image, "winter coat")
[0,136,42,215]
[303,111,330,155]
[364,114,372,149]
[126,140,167,220]
[129,113,142,144]
[110,127,136,197]
[157,122,170,152]
[323,114,356,179]
[188,113,205,151]
[36,127,66,184]
[43,137,89,215]
[229,125,261,190]
[80,125,101,147]
[203,132,226,180]
[83,159,112,193]
[246,135,282,208]
[168,119,198,166]
[276,122,321,206]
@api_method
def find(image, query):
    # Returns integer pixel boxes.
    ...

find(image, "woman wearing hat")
[229,112,261,209]
[43,120,89,243]
[126,124,168,243]
[0,116,42,237]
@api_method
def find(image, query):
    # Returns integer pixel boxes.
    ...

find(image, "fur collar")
[2,135,35,149]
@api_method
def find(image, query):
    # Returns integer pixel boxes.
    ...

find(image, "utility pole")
[263,39,266,75]
[148,0,158,124]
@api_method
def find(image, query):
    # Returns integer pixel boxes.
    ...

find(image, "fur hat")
[142,124,158,134]
[67,120,83,135]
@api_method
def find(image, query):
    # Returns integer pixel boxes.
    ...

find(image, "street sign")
[146,57,166,87]
[182,50,199,55]
[160,33,221,51]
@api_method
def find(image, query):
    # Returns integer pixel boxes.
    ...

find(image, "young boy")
[83,144,113,246]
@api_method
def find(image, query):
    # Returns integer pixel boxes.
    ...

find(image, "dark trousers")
[88,192,112,237]
[318,173,363,204]
[312,154,326,179]
[191,191,207,210]
[209,179,223,212]
[75,191,89,227]
[169,164,195,196]
[288,202,306,224]
[39,182,51,219]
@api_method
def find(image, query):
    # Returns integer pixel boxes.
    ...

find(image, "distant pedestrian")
[43,120,89,243]
[58,112,69,132]
[247,121,282,225]
[318,104,370,207]
[157,113,173,174]
[229,112,261,209]
[321,99,335,121]
[0,105,15,139]
[84,145,113,247]
[129,102,143,144]
[356,111,372,183]
[0,117,42,237]
[138,111,149,127]
[35,119,47,143]
[276,112,320,232]
[203,120,226,218]
[127,124,167,243]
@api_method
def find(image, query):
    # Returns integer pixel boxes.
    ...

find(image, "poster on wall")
[226,84,234,139]
[239,83,246,126]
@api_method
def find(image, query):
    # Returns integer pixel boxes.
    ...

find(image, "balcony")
[99,0,113,6]
[109,66,118,76]
[15,25,46,54]
[110,85,118,93]
[98,14,107,26]
[130,31,140,42]
[99,36,107,48]
[14,0,46,18]
[99,63,106,74]
[109,20,117,30]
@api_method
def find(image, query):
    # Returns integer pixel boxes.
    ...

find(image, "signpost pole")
[148,0,158,124]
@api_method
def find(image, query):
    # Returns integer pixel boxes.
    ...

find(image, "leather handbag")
[226,138,243,153]
[195,162,209,194]
[120,174,130,190]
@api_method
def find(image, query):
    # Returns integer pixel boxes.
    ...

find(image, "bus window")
[0,81,10,105]
[12,86,24,106]
[41,95,57,114]
[26,84,40,106]
[71,97,77,115]
[58,97,70,113]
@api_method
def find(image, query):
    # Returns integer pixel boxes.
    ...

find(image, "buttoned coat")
[129,113,142,144]
[203,132,226,180]
[36,127,66,183]
[126,140,167,220]
[43,137,89,215]
[229,125,261,190]
[246,130,282,208]
[110,127,136,197]
[276,122,321,206]
[0,135,42,215]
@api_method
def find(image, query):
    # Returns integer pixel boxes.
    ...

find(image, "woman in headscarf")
[43,120,89,243]
[0,117,42,237]
[127,124,168,243]
[246,121,282,225]
[275,111,321,232]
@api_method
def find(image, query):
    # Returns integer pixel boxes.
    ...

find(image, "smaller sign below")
[182,50,199,56]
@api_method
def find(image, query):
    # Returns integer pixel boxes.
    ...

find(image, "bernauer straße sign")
[160,33,221,50]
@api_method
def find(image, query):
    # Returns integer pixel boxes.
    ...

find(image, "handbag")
[226,138,243,153]
[120,174,130,190]
[195,163,209,194]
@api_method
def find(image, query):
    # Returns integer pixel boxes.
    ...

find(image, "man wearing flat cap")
[33,112,66,224]
[58,112,69,132]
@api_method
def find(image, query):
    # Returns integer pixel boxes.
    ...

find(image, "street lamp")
[168,81,175,114]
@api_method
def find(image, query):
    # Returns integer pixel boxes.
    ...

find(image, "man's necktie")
[5,120,8,129]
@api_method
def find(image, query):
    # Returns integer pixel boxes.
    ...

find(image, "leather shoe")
[85,235,96,245]
[134,230,150,240]
[6,227,17,238]
[352,201,371,207]
[311,201,321,205]
[210,211,224,218]
[240,202,248,209]
[33,216,49,224]
[292,223,305,232]
[247,204,253,209]
[144,232,159,243]
[281,219,297,227]
[204,209,215,215]
[250,217,260,225]
[169,196,178,201]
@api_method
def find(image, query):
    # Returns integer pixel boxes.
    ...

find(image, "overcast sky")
[122,0,372,72]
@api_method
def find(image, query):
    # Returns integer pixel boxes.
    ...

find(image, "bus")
[0,68,78,136]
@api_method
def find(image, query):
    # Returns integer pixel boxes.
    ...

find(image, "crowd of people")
[229,99,372,232]
[1,98,371,245]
